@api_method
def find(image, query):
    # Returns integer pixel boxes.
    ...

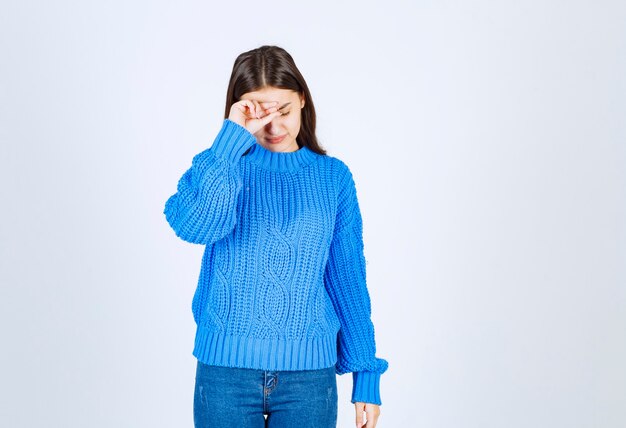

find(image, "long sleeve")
[163,119,256,244]
[323,164,389,406]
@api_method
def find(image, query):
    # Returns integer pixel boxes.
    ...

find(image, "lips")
[266,135,287,144]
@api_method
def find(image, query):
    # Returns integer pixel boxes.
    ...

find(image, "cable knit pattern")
[164,118,389,405]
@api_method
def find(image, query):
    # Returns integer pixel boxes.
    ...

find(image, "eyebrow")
[278,102,291,111]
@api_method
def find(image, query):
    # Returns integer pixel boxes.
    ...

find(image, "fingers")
[355,402,366,427]
[355,402,380,428]
[248,100,280,122]
[241,100,258,119]
[365,410,377,428]
[251,100,261,118]
[365,404,380,428]
[240,100,278,119]
[256,101,279,119]
[229,100,280,132]
[259,110,281,125]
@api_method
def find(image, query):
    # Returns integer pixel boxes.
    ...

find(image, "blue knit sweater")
[164,118,389,405]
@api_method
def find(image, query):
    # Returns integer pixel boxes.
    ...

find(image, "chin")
[266,139,298,152]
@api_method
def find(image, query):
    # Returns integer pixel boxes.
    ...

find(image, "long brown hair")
[223,45,327,155]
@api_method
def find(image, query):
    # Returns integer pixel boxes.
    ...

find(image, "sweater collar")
[244,142,318,172]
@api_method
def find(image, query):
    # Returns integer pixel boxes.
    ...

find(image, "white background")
[1,1,625,427]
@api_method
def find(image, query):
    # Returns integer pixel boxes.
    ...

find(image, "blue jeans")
[194,360,338,428]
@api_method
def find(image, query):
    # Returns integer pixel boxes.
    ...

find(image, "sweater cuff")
[351,371,382,406]
[210,118,257,164]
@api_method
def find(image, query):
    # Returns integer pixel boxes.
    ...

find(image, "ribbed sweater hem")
[352,371,383,405]
[210,119,257,163]
[192,325,339,371]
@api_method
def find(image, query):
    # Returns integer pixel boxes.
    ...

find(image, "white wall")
[1,0,624,426]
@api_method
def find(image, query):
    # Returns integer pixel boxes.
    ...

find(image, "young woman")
[164,45,389,428]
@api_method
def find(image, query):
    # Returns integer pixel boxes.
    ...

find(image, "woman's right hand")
[228,99,282,135]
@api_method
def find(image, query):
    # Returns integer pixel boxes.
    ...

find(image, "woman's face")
[240,87,306,153]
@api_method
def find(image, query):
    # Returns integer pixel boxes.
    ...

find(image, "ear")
[300,93,305,109]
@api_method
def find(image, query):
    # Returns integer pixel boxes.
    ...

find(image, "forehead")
[240,88,298,103]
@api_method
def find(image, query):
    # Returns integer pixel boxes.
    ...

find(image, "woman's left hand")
[354,402,381,427]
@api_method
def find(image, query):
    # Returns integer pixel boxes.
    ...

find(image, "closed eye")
[277,102,292,116]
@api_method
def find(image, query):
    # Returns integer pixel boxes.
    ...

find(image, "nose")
[264,119,279,132]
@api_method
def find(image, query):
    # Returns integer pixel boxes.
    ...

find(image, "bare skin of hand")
[228,99,282,135]
[355,402,381,427]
